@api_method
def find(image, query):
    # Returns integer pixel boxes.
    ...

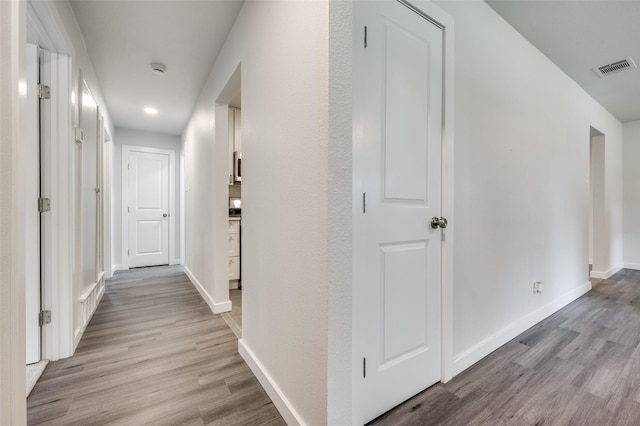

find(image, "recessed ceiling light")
[144,107,158,115]
[150,62,167,75]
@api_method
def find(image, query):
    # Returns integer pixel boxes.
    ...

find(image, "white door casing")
[353,1,446,423]
[122,146,175,269]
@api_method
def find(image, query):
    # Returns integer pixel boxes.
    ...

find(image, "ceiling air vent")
[593,57,636,77]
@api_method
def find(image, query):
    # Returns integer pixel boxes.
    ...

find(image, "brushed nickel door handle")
[431,217,447,229]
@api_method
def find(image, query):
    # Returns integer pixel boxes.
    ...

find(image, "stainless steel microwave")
[234,151,242,183]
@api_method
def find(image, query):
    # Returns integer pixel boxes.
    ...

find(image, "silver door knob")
[163,213,168,218]
[431,217,448,229]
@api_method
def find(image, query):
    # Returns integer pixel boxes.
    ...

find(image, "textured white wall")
[112,127,182,268]
[327,1,352,424]
[623,120,640,268]
[182,1,329,424]
[434,0,623,370]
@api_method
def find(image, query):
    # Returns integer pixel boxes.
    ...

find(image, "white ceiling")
[70,0,243,136]
[70,1,640,137]
[486,0,640,123]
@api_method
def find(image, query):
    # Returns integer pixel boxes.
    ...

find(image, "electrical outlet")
[532,281,543,294]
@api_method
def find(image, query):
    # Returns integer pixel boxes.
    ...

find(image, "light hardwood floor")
[221,289,242,339]
[27,266,285,426]
[370,269,640,425]
[30,267,640,425]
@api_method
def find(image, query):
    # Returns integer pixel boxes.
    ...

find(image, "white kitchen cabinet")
[228,233,240,257]
[228,219,240,234]
[228,218,240,287]
[229,257,240,282]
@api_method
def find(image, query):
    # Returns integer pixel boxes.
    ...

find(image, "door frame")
[351,0,454,421]
[121,145,176,270]
[589,127,606,278]
[33,45,75,361]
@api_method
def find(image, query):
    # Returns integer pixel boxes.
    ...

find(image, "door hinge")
[128,206,130,213]
[38,197,51,212]
[364,26,368,48]
[128,249,130,256]
[362,192,366,213]
[39,310,51,326]
[363,357,367,378]
[37,83,51,100]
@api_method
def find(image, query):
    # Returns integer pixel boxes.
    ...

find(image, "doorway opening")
[589,126,605,283]
[216,64,242,338]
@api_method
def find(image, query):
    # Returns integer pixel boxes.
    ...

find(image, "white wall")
[113,127,182,269]
[623,120,640,268]
[0,0,27,422]
[182,1,329,424]
[433,0,624,373]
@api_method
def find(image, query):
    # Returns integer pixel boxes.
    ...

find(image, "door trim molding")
[121,145,176,270]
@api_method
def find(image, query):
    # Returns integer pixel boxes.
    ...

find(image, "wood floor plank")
[369,269,640,425]
[27,266,285,426]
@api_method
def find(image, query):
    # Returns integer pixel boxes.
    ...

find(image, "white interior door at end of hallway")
[353,1,444,423]
[127,149,170,268]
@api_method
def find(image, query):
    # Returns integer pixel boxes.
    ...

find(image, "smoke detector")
[593,56,636,78]
[150,62,167,75]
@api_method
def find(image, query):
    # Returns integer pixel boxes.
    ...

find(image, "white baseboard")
[183,266,231,314]
[239,339,305,426]
[451,281,592,377]
[624,263,640,271]
[112,264,123,274]
[590,263,624,279]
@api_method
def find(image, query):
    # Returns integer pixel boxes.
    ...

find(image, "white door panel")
[354,1,444,423]
[381,241,429,364]
[136,221,163,253]
[128,150,169,267]
[383,18,431,202]
[136,158,163,208]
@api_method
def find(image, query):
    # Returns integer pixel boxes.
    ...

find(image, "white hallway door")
[353,1,444,423]
[127,149,170,268]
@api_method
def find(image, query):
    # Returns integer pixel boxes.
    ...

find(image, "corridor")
[27,266,284,425]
